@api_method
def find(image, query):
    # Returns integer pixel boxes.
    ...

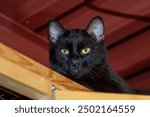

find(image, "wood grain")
[55,90,150,100]
[0,43,90,99]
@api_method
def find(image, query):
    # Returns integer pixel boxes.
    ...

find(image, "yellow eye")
[81,48,91,55]
[61,49,69,55]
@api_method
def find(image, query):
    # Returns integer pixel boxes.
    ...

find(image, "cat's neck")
[87,58,135,93]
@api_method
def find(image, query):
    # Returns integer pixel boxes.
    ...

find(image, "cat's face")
[49,17,106,78]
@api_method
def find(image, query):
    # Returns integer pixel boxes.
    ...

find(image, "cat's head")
[49,16,106,78]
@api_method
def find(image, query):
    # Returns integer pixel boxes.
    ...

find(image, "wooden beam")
[0,74,50,100]
[55,90,150,100]
[0,43,91,99]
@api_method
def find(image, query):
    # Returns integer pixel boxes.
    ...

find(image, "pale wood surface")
[0,43,90,99]
[55,90,150,100]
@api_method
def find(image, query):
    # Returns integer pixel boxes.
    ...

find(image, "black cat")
[49,16,135,94]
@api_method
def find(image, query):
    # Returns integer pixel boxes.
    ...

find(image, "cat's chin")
[70,71,86,79]
[70,67,88,78]
[70,71,80,78]
[71,72,80,78]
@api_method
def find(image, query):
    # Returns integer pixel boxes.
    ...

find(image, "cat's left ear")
[86,16,105,42]
[48,20,64,44]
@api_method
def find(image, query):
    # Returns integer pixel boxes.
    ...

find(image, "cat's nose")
[72,59,79,64]
[71,60,80,67]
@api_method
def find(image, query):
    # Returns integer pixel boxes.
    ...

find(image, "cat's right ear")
[48,20,64,44]
[86,16,105,43]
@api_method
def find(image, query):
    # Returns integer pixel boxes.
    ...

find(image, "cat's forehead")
[65,29,84,40]
[60,30,92,43]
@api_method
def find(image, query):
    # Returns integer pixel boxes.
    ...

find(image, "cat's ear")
[48,20,64,44]
[86,16,105,42]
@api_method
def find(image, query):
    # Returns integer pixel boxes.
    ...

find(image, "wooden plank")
[55,90,150,100]
[0,86,30,100]
[0,74,49,100]
[0,45,51,99]
[0,13,50,66]
[108,29,150,78]
[0,43,91,99]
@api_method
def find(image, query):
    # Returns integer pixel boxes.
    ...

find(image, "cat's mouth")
[71,68,79,74]
[69,62,89,78]
[70,68,81,78]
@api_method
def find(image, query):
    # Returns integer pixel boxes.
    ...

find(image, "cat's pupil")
[84,48,88,52]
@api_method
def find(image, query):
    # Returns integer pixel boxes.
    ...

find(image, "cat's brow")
[72,38,79,56]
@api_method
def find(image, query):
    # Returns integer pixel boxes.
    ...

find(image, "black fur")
[49,17,134,94]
